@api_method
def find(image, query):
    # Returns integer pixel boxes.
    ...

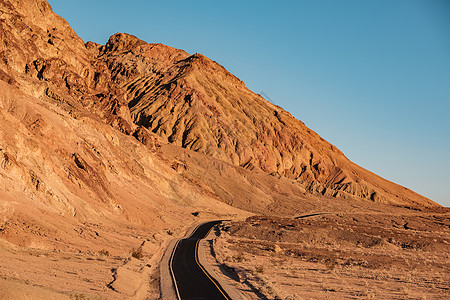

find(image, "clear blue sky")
[47,0,450,207]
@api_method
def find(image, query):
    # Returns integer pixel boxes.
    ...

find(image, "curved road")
[170,220,230,300]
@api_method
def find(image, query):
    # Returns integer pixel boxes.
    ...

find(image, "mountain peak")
[103,32,147,53]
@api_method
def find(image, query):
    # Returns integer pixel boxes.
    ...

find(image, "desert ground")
[0,196,448,299]
[208,207,449,299]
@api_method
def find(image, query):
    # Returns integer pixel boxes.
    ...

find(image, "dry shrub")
[131,247,143,259]
[325,258,336,270]
[259,282,276,296]
[231,252,245,263]
[70,293,87,300]
[270,257,287,266]
[255,265,265,273]
[98,249,110,256]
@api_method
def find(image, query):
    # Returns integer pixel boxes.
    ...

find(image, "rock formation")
[97,32,436,207]
[0,0,439,225]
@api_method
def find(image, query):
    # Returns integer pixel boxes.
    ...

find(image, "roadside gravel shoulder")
[198,226,247,300]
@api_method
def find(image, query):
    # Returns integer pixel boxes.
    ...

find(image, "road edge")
[160,220,246,300]
[159,237,178,300]
[159,221,205,299]
[198,225,248,300]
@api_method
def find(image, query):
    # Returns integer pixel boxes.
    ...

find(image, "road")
[170,220,230,300]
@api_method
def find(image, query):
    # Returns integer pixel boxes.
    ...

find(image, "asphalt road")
[170,220,230,300]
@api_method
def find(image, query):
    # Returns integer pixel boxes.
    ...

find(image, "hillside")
[97,32,436,208]
[1,0,439,210]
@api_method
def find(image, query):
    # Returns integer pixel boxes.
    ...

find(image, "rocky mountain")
[0,0,439,221]
[96,32,436,208]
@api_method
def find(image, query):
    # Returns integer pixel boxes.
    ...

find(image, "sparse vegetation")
[259,282,276,297]
[98,249,110,256]
[270,257,287,267]
[214,214,450,299]
[325,258,336,270]
[232,252,246,263]
[130,247,143,259]
[70,293,87,300]
[254,265,264,274]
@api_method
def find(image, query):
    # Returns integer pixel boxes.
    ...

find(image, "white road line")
[169,239,181,300]
[169,222,203,300]
[169,222,226,300]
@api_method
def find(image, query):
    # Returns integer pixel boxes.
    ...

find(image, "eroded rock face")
[97,33,436,207]
[0,0,138,138]
[0,0,439,226]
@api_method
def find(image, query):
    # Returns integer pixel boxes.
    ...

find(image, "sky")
[47,0,450,207]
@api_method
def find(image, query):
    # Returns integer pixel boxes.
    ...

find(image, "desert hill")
[97,32,437,208]
[0,0,438,209]
[0,0,446,298]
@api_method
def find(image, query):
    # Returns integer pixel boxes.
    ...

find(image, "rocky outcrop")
[0,0,140,137]
[0,0,438,213]
[96,33,436,207]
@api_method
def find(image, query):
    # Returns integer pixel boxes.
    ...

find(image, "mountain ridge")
[95,32,437,208]
[0,0,439,209]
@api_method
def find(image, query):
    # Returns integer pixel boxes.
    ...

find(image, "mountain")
[1,0,438,209]
[0,0,443,298]
[97,32,437,208]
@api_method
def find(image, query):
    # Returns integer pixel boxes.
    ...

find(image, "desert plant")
[70,293,87,300]
[270,257,287,266]
[255,265,265,273]
[325,258,336,270]
[131,247,143,259]
[98,249,110,256]
[235,252,246,262]
[259,282,276,296]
